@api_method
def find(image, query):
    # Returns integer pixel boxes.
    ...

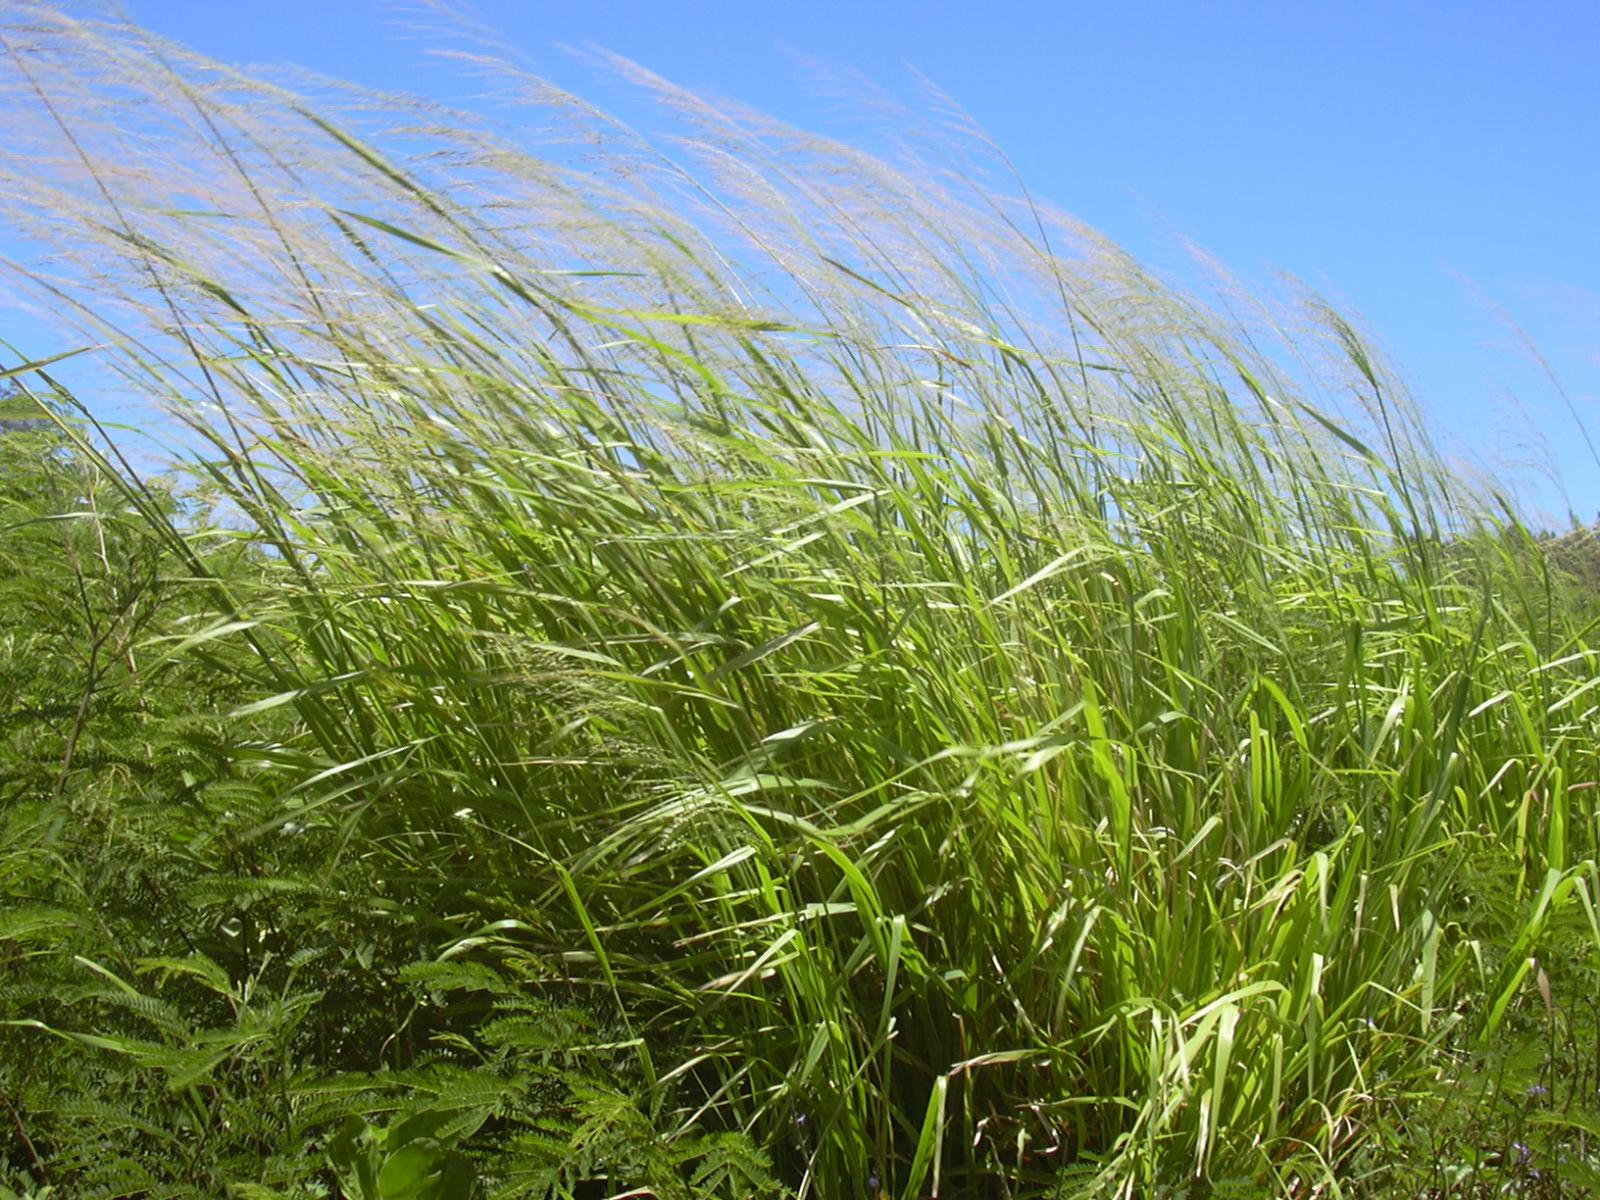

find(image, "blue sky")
[11,0,1600,523]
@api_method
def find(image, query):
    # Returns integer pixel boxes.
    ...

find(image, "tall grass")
[4,4,1600,1195]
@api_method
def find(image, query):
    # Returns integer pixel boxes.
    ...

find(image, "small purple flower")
[1527,1083,1549,1100]
[1514,1141,1532,1163]
[868,1172,881,1192]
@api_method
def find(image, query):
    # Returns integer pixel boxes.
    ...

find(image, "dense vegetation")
[3,5,1600,1196]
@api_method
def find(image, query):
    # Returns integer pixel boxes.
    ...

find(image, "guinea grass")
[4,5,1600,1195]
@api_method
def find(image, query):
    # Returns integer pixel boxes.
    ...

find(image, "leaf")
[901,1075,948,1199]
[378,1142,438,1199]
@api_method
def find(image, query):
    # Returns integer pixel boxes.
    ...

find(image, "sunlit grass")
[4,3,1600,1195]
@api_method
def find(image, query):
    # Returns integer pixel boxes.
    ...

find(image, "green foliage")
[328,1111,479,1200]
[2,6,1600,1197]
[0,393,162,802]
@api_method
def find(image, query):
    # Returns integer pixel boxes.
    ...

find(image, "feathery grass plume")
[4,3,1600,1196]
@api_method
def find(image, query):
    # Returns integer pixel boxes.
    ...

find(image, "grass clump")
[3,4,1600,1195]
